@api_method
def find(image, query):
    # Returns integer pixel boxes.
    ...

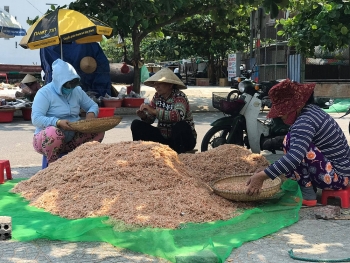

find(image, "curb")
[114,105,219,116]
[112,85,225,115]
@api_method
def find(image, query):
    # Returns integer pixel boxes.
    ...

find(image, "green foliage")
[236,0,290,18]
[278,0,350,56]
[68,0,265,91]
[67,0,290,90]
[26,5,67,25]
[100,38,134,62]
[155,10,251,60]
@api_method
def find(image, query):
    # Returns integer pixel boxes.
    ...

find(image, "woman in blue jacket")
[31,59,104,164]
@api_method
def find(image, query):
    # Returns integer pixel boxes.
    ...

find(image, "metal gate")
[288,54,302,82]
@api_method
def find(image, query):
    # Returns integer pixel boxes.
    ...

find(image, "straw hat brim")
[21,74,37,84]
[211,174,282,201]
[266,79,315,119]
[144,68,186,89]
[70,116,122,133]
[80,56,97,74]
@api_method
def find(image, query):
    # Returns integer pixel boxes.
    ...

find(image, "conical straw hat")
[21,74,37,84]
[80,56,97,74]
[144,67,186,89]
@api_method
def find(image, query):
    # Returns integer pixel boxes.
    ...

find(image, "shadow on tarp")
[0,179,301,263]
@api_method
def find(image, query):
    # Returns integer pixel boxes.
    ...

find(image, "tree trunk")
[208,54,215,85]
[132,30,142,94]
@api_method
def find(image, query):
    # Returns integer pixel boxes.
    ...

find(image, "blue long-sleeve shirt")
[265,104,350,179]
[32,59,99,142]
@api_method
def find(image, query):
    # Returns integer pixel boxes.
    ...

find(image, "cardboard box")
[196,78,209,86]
[219,78,229,87]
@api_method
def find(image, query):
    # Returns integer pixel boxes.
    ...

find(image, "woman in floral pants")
[31,59,105,165]
[33,126,104,164]
[246,79,350,206]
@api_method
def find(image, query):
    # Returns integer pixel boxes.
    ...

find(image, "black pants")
[131,119,196,154]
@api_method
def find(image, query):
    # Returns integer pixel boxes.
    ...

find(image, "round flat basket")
[70,116,122,133]
[211,174,281,202]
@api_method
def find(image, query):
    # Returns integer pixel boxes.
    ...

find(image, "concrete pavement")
[1,85,350,263]
[113,84,230,115]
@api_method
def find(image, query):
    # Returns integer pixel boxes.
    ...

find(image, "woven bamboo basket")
[211,173,282,201]
[70,116,122,133]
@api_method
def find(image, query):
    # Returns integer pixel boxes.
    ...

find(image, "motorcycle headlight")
[238,82,245,93]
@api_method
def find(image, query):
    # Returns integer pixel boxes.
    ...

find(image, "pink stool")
[321,187,350,208]
[0,160,12,184]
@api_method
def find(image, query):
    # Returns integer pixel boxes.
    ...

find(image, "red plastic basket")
[21,107,32,121]
[122,98,144,108]
[97,107,115,118]
[102,98,123,108]
[0,109,15,123]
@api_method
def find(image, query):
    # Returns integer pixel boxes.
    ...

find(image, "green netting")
[324,99,350,113]
[1,178,301,263]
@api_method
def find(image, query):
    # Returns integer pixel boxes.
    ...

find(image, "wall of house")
[1,0,71,65]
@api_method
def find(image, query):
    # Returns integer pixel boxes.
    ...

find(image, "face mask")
[283,111,298,125]
[62,87,73,95]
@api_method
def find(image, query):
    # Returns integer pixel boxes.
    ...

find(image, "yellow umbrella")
[20,9,113,58]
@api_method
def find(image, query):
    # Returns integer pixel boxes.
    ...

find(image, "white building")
[1,0,72,65]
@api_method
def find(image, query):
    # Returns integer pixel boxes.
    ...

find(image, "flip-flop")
[302,199,317,207]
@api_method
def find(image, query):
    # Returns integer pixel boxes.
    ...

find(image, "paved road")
[1,111,350,263]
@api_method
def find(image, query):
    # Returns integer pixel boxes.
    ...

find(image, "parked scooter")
[201,79,290,153]
[202,78,335,153]
[339,107,350,135]
[230,65,253,89]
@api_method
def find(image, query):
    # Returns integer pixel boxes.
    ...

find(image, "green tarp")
[1,179,301,263]
[325,99,350,113]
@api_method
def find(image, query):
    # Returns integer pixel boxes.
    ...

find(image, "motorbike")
[202,78,335,153]
[339,106,350,135]
[230,68,253,89]
[201,79,290,154]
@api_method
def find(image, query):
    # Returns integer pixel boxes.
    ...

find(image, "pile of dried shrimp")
[12,141,269,229]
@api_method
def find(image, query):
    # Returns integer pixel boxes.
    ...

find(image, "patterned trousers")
[33,126,104,164]
[283,132,348,190]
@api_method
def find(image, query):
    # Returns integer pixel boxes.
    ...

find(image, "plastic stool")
[321,187,350,208]
[0,160,12,184]
[42,153,68,169]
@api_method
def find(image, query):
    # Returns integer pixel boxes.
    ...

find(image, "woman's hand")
[140,103,156,116]
[246,171,270,196]
[254,166,267,174]
[85,112,96,119]
[57,119,74,131]
[136,109,147,119]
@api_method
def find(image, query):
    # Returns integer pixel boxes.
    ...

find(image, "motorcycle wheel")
[201,126,231,152]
